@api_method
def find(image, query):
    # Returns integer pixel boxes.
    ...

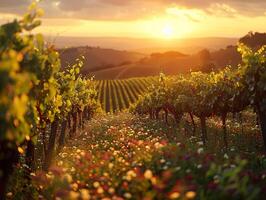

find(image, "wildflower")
[46,173,54,180]
[175,166,181,171]
[154,142,163,149]
[69,191,79,199]
[71,183,79,191]
[80,189,90,200]
[151,177,157,185]
[144,169,153,180]
[197,164,202,169]
[124,193,132,199]
[60,152,67,158]
[71,167,76,172]
[25,135,30,141]
[30,172,36,177]
[125,170,136,181]
[6,192,13,198]
[108,163,114,169]
[224,153,229,159]
[169,192,180,199]
[58,161,63,166]
[108,187,115,194]
[197,141,204,146]
[262,174,266,179]
[63,174,73,183]
[18,147,24,154]
[93,182,100,188]
[185,191,196,199]
[97,187,104,194]
[197,148,204,154]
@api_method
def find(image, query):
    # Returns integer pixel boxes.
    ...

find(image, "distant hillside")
[58,32,266,79]
[91,51,201,79]
[59,46,145,74]
[53,36,238,54]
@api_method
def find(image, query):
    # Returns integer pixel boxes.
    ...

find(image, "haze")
[1,0,266,40]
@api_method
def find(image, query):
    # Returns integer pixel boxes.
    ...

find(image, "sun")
[162,25,174,39]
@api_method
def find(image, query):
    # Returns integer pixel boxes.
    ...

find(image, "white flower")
[224,153,229,159]
[197,164,202,169]
[175,166,181,171]
[213,175,220,183]
[124,193,132,199]
[197,141,204,146]
[197,148,204,154]
[163,166,168,170]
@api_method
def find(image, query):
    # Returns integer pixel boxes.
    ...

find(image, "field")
[96,77,157,113]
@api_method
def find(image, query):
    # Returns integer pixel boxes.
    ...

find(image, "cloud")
[206,3,238,17]
[0,0,265,21]
[0,0,30,7]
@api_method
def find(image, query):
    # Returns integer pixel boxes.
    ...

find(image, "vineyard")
[1,3,266,200]
[0,5,100,199]
[130,49,266,149]
[96,77,157,113]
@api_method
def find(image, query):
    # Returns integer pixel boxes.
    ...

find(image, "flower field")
[9,112,265,200]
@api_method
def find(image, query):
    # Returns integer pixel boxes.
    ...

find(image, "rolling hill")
[59,45,242,80]
[90,48,241,79]
[59,46,146,74]
[58,32,266,80]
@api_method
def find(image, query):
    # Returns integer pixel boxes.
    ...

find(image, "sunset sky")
[0,0,266,39]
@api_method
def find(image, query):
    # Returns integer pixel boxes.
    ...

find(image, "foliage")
[0,3,99,198]
[130,45,266,149]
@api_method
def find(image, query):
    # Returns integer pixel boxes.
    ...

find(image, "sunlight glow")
[33,5,266,39]
[162,25,174,38]
[53,1,61,7]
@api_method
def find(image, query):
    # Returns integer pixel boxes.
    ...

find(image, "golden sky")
[1,0,266,39]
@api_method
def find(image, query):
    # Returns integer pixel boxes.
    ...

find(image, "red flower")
[207,181,218,190]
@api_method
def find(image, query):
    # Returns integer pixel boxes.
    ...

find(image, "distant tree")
[239,32,266,48]
[199,49,211,60]
[198,49,215,72]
